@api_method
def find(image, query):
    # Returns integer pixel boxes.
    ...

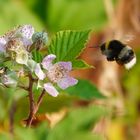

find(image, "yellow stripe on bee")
[105,41,110,49]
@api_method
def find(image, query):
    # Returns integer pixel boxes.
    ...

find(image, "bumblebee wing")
[122,34,135,43]
[115,32,135,43]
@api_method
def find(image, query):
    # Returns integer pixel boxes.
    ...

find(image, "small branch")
[35,89,46,114]
[18,85,29,91]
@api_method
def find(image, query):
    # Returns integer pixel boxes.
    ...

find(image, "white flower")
[35,54,78,97]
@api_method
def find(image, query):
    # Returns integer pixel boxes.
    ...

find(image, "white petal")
[57,62,72,71]
[42,54,56,70]
[22,38,33,46]
[35,63,46,80]
[14,25,34,47]
[57,76,78,89]
[16,51,29,65]
[0,37,6,52]
[44,83,59,97]
[18,25,34,39]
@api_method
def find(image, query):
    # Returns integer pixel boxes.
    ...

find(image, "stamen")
[47,63,68,83]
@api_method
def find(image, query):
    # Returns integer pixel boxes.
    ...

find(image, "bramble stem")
[26,73,35,127]
[26,74,46,127]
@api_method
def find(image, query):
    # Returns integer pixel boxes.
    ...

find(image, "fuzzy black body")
[100,40,135,66]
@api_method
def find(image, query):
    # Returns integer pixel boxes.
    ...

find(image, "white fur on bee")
[124,56,136,70]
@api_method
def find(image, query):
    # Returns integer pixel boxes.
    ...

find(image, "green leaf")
[48,30,91,62]
[72,59,93,69]
[32,50,43,63]
[65,79,105,100]
[47,105,107,140]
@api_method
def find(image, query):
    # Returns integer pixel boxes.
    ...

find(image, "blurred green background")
[0,0,140,140]
[0,0,108,33]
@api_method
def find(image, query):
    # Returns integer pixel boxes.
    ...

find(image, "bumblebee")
[100,40,136,69]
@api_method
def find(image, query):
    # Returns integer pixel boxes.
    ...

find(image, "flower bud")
[32,32,48,48]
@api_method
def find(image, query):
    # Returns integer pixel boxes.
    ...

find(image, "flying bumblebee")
[100,40,136,69]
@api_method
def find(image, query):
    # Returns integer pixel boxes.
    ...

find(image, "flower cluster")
[0,25,34,65]
[0,25,78,97]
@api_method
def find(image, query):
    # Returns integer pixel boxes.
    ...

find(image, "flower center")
[47,63,68,83]
[6,38,23,52]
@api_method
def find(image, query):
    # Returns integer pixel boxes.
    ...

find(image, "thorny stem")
[26,74,46,127]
